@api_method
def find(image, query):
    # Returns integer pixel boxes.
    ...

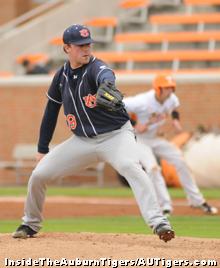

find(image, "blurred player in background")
[124,74,218,216]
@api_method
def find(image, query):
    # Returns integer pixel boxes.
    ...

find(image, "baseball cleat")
[154,224,175,243]
[200,202,218,215]
[12,225,37,239]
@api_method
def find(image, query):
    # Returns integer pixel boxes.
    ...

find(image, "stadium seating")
[50,17,118,44]
[150,13,220,32]
[119,0,149,9]
[84,17,118,43]
[45,0,220,74]
[93,49,220,70]
[114,68,220,75]
[85,17,117,28]
[119,0,150,24]
[16,53,49,64]
[115,31,220,51]
[183,0,220,13]
[184,0,220,6]
[50,37,63,46]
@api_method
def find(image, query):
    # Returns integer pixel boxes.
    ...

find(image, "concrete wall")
[0,0,38,25]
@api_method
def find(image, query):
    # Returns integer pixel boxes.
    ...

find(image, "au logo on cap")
[79,29,89,37]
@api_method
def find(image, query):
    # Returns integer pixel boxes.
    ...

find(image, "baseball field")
[0,187,219,267]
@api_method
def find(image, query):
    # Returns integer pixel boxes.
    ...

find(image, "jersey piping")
[95,66,113,87]
[63,71,89,137]
[78,70,98,136]
[46,93,62,104]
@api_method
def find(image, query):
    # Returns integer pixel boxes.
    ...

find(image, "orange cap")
[153,74,176,97]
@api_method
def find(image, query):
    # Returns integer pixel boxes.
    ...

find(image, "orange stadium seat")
[115,31,220,43]
[150,12,220,25]
[50,37,63,46]
[184,0,220,14]
[94,50,220,62]
[84,17,118,27]
[114,68,220,75]
[94,49,220,71]
[119,0,150,24]
[84,17,118,43]
[119,0,149,9]
[150,13,220,31]
[16,53,49,64]
[50,17,118,45]
[184,0,220,5]
[115,31,220,50]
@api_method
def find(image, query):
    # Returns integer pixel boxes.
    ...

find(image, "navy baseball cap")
[63,24,94,45]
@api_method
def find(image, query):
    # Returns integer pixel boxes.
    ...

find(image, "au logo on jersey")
[83,94,97,108]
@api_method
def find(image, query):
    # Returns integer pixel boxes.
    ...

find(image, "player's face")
[65,43,92,68]
[159,87,174,101]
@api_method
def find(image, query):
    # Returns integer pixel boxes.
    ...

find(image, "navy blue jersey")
[46,56,129,138]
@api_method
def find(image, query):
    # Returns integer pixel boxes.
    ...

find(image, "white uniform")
[124,90,205,209]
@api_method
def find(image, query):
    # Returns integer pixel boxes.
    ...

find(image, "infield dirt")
[0,233,220,267]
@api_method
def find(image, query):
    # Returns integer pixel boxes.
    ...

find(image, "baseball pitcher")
[12,25,175,242]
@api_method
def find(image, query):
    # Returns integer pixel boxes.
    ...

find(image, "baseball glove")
[96,80,124,112]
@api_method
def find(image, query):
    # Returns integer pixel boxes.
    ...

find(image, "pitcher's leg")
[98,125,171,230]
[137,143,172,213]
[22,136,96,232]
[150,169,172,213]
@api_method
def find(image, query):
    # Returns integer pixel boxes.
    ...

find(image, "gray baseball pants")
[22,122,170,232]
[137,143,172,212]
[137,136,205,207]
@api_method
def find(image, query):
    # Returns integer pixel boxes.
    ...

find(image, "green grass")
[2,216,220,238]
[0,186,219,199]
[0,186,132,197]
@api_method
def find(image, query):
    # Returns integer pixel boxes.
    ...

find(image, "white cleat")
[200,202,218,215]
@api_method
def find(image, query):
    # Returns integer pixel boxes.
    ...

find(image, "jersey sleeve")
[46,67,63,104]
[38,100,61,153]
[89,59,116,86]
[167,94,180,115]
[172,94,180,110]
[123,95,142,114]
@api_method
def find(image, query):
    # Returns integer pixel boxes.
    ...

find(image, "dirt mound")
[0,233,219,267]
